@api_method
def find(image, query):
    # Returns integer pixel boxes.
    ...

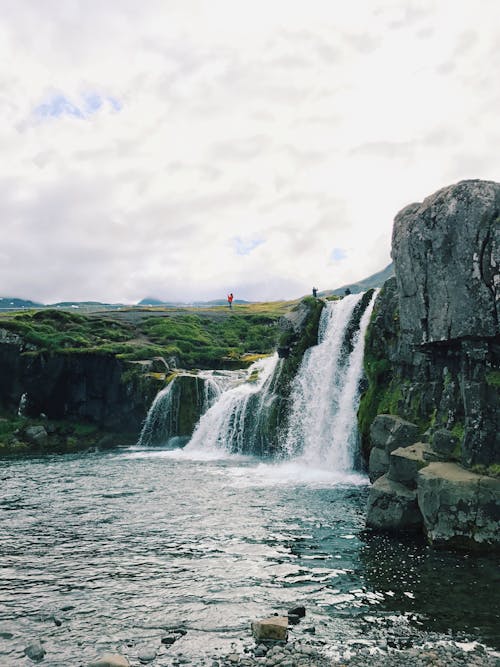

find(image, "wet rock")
[287,606,305,618]
[138,645,157,663]
[161,634,182,646]
[366,474,423,531]
[254,644,268,657]
[287,613,300,625]
[417,462,500,550]
[87,654,130,667]
[24,425,48,447]
[251,616,288,642]
[24,640,46,662]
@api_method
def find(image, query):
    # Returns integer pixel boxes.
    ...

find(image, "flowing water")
[1,295,499,664]
[0,451,499,666]
[283,294,376,470]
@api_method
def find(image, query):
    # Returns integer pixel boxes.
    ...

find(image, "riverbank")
[211,639,499,667]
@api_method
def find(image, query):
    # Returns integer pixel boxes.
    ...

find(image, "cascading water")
[283,291,377,472]
[185,354,281,456]
[138,371,224,447]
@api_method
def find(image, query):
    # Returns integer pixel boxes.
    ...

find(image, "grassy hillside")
[0,301,297,369]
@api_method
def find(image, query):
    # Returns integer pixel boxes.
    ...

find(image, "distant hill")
[0,297,43,310]
[138,297,251,307]
[319,263,394,297]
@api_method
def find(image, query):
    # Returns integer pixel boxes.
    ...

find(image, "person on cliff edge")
[227,293,234,309]
[312,287,318,298]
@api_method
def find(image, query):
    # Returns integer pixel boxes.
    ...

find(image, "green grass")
[0,301,296,369]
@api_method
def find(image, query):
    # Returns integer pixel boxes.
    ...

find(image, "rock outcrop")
[0,339,163,451]
[361,180,500,551]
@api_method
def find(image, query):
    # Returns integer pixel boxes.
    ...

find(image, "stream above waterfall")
[1,449,499,666]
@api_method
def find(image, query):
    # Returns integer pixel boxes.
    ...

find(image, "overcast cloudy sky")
[1,1,499,303]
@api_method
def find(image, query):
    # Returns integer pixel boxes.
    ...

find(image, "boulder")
[368,446,390,482]
[370,415,420,454]
[24,425,48,447]
[87,655,130,667]
[392,179,500,344]
[417,462,500,550]
[366,474,422,531]
[251,616,288,642]
[388,442,431,488]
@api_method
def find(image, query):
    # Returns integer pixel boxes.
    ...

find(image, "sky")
[1,0,499,304]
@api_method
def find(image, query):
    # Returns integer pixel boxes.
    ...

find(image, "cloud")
[0,0,498,303]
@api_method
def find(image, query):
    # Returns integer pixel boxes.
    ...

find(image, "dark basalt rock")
[361,179,500,550]
[392,179,499,344]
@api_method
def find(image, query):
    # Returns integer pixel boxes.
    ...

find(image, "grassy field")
[0,300,298,369]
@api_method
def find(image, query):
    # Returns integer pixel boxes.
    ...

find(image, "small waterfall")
[283,291,377,472]
[138,371,222,447]
[185,354,281,456]
[17,392,28,417]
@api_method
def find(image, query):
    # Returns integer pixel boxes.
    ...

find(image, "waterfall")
[283,291,377,472]
[184,354,281,456]
[138,371,223,447]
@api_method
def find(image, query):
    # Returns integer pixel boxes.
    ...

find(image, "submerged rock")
[24,640,46,662]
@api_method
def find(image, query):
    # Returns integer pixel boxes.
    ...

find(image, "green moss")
[485,370,500,387]
[0,301,298,370]
[471,463,500,478]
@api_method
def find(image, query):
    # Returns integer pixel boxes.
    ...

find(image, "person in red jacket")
[227,293,234,309]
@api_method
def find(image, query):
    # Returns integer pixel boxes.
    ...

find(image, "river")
[1,448,498,665]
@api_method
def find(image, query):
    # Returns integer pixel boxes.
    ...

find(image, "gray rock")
[368,446,390,482]
[24,425,48,447]
[388,442,430,488]
[431,429,459,457]
[417,462,500,550]
[24,640,46,662]
[370,415,420,454]
[366,474,423,531]
[392,179,500,344]
[138,645,157,663]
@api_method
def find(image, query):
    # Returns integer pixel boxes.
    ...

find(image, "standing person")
[312,287,318,298]
[227,293,234,309]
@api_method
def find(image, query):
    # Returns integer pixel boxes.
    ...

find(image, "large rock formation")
[361,180,500,551]
[0,337,162,450]
[393,180,499,344]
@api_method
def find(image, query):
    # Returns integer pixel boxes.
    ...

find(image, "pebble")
[24,641,46,662]
[211,640,500,667]
[137,646,157,663]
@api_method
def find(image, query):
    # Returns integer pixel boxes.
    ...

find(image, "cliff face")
[360,180,500,551]
[0,338,162,450]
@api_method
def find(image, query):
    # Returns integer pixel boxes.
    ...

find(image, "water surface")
[0,449,498,665]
